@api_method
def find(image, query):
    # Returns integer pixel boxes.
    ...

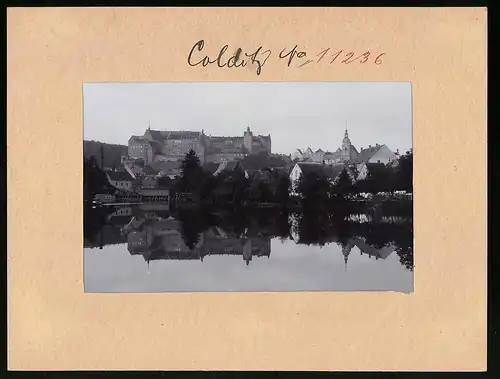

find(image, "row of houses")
[105,158,398,200]
[292,128,401,166]
[289,161,397,195]
[104,159,246,194]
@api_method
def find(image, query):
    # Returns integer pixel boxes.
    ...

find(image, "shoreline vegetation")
[84,148,413,214]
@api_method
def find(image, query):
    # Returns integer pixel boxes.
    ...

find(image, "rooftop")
[202,162,220,175]
[353,144,385,164]
[106,171,134,181]
[296,162,345,180]
[161,130,202,140]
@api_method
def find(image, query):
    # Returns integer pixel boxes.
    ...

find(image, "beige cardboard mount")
[7,7,487,371]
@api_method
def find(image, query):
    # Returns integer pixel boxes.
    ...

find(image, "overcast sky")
[83,82,412,155]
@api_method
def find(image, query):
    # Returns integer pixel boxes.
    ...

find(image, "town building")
[339,238,398,270]
[128,129,205,164]
[212,160,245,177]
[352,239,396,260]
[106,171,134,192]
[293,127,399,166]
[242,126,272,156]
[354,144,399,165]
[289,162,347,195]
[203,135,246,163]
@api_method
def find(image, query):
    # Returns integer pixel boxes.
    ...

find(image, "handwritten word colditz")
[187,40,386,75]
[187,40,271,76]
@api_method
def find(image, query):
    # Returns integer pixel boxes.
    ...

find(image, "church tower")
[341,124,352,162]
[342,242,353,271]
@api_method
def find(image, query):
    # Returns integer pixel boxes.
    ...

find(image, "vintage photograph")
[83,82,413,293]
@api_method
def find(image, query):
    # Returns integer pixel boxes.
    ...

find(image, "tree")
[83,156,113,200]
[332,168,354,198]
[274,175,291,206]
[180,149,204,192]
[396,149,413,192]
[227,170,249,205]
[178,209,205,250]
[246,176,261,203]
[393,221,414,271]
[297,171,331,209]
[396,246,414,271]
[83,202,114,243]
[295,209,332,246]
[349,165,359,182]
[274,209,291,239]
[257,181,273,203]
[83,140,128,169]
[356,165,395,195]
[200,174,220,205]
[362,172,377,194]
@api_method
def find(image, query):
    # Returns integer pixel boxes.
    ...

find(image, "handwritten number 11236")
[316,48,385,65]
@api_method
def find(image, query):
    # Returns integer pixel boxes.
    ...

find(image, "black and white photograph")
[83,82,413,293]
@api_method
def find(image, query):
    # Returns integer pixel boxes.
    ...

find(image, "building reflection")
[84,205,412,271]
[124,217,271,266]
[339,239,397,271]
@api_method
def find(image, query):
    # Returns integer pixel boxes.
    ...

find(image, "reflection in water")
[84,204,413,292]
[125,217,271,266]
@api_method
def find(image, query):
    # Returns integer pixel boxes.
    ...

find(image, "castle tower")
[243,126,253,154]
[341,123,352,162]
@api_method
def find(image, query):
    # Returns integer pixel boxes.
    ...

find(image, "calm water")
[84,205,413,293]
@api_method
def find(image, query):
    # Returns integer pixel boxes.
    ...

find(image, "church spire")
[344,122,349,138]
[342,243,351,271]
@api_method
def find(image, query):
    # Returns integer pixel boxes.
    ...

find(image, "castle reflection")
[125,217,271,265]
[84,204,413,271]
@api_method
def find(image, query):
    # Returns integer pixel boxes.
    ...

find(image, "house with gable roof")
[353,143,397,166]
[106,171,134,192]
[353,144,398,181]
[213,160,245,177]
[289,162,346,195]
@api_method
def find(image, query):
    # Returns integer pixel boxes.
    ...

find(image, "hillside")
[83,140,128,169]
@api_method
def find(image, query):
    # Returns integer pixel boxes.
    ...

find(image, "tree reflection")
[83,202,115,247]
[396,246,414,271]
[177,208,211,250]
[85,205,414,271]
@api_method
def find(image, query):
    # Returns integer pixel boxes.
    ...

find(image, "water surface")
[83,205,413,292]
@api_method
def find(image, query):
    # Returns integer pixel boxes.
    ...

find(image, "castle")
[127,126,271,165]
